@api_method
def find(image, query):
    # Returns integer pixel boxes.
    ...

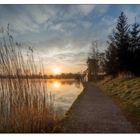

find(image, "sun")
[52,67,61,75]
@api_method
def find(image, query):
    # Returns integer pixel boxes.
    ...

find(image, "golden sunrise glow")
[52,67,61,75]
[53,81,61,89]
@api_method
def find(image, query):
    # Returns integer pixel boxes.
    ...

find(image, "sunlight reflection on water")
[53,81,61,89]
[0,79,83,117]
[47,79,83,114]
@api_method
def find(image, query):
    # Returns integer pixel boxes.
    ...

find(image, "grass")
[97,76,140,108]
[0,25,59,133]
[96,76,140,132]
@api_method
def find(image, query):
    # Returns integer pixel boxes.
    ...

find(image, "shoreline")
[53,84,86,132]
[54,82,134,133]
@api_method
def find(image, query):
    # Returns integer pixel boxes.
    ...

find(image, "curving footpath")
[57,83,134,133]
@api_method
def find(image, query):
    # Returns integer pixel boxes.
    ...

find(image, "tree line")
[88,12,140,79]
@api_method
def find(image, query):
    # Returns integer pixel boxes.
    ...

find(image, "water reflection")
[53,81,61,89]
[0,79,83,117]
[47,79,83,114]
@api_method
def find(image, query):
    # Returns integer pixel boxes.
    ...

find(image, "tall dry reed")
[0,25,58,133]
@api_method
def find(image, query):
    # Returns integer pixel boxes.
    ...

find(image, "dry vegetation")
[0,25,59,133]
[97,76,140,108]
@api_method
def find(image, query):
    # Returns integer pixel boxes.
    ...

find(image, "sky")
[0,4,140,74]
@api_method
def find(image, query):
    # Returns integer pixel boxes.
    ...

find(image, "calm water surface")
[0,79,83,116]
[47,79,83,114]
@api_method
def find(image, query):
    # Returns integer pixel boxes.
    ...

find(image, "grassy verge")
[96,76,140,132]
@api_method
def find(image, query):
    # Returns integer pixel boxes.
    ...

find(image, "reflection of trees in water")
[74,80,81,89]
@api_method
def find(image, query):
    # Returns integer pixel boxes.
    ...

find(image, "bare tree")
[87,41,99,81]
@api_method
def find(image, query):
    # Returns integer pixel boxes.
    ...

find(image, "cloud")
[0,5,57,34]
[2,5,140,73]
[46,21,77,34]
[34,40,92,68]
[78,5,96,15]
[0,5,99,36]
[96,5,109,14]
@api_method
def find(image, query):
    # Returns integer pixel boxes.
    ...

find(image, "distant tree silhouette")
[104,12,131,76]
[129,20,140,76]
[88,12,140,78]
[114,12,130,73]
[104,41,119,76]
[87,41,99,81]
[98,52,106,73]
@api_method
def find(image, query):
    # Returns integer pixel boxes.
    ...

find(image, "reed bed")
[0,25,58,133]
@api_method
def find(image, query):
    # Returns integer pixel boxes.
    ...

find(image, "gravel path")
[57,83,134,133]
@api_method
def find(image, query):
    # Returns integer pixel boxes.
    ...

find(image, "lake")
[46,79,83,115]
[0,79,83,118]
